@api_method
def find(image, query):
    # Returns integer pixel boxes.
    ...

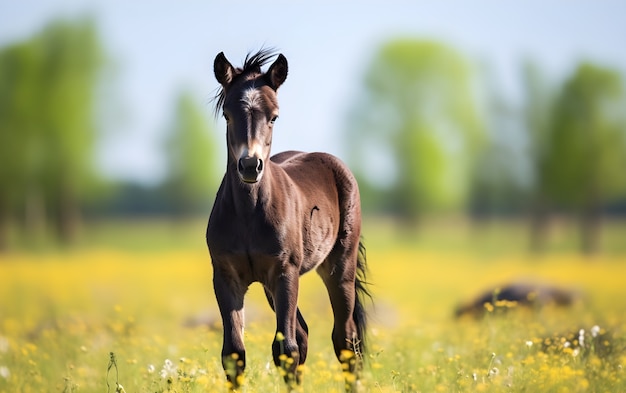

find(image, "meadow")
[1,218,626,392]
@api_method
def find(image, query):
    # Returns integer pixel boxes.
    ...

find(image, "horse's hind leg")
[317,243,363,389]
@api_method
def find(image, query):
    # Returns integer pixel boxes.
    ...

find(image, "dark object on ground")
[455,282,578,318]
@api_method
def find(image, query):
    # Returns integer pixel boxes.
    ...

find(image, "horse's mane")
[213,48,278,115]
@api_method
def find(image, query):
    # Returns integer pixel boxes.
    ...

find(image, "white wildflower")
[591,325,601,338]
[572,348,580,357]
[489,367,499,377]
[147,364,155,374]
[0,366,9,380]
[0,336,8,353]
[579,329,585,347]
[160,359,177,379]
[563,341,571,348]
[525,340,533,348]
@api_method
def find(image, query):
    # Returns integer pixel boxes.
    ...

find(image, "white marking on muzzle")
[236,142,263,162]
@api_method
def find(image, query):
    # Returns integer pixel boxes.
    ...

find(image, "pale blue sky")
[2,1,626,184]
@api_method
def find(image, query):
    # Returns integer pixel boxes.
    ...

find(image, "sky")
[2,1,626,185]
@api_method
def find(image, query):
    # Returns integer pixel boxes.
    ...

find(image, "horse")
[206,49,371,391]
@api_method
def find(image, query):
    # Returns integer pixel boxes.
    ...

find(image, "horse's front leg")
[270,267,302,387]
[263,287,310,365]
[213,268,247,390]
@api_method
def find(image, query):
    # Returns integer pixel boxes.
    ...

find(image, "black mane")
[240,48,277,75]
[213,48,278,115]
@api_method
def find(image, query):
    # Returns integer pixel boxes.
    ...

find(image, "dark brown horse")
[206,49,370,391]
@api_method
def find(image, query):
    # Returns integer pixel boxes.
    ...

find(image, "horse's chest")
[207,197,337,279]
[208,214,281,253]
[207,211,287,280]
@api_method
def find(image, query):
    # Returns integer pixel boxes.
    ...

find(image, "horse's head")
[214,50,288,184]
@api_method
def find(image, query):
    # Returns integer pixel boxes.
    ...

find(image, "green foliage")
[0,42,40,221]
[527,62,626,253]
[543,63,626,209]
[37,20,103,198]
[348,39,626,238]
[161,90,221,215]
[0,17,105,245]
[347,39,485,219]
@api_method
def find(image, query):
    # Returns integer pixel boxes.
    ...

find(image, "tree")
[522,61,558,252]
[469,63,532,220]
[0,42,42,247]
[161,90,221,216]
[346,39,485,221]
[0,18,104,247]
[38,19,104,243]
[542,63,626,254]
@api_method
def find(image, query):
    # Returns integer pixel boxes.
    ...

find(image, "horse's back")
[271,150,305,164]
[271,151,358,192]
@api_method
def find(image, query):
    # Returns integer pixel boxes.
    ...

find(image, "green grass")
[1,219,625,392]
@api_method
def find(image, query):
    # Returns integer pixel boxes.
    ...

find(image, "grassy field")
[1,219,625,392]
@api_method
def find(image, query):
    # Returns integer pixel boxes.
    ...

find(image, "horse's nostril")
[239,157,262,171]
[238,157,263,182]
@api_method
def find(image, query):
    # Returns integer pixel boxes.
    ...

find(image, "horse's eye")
[270,116,278,125]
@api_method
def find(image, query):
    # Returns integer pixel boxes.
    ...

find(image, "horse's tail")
[353,240,372,356]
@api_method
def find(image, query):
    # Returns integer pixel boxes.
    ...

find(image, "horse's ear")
[266,54,288,90]
[214,52,235,88]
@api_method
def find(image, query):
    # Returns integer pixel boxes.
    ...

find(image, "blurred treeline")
[0,18,221,249]
[347,40,626,254]
[2,19,626,253]
[0,18,103,247]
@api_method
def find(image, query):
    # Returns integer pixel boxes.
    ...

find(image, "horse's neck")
[225,164,275,216]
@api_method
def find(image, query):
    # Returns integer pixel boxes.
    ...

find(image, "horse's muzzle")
[238,156,264,183]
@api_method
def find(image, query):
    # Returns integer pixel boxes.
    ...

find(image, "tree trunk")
[55,186,80,245]
[529,193,549,254]
[0,196,9,251]
[580,203,601,255]
[24,187,47,245]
